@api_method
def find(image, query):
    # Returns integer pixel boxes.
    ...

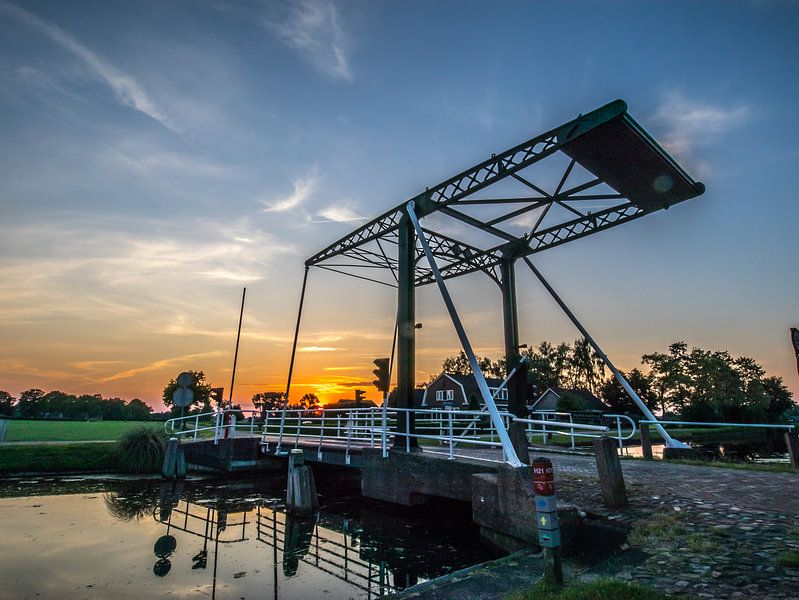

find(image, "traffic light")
[372,358,390,393]
[354,389,366,407]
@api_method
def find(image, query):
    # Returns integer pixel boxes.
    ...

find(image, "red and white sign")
[532,457,555,496]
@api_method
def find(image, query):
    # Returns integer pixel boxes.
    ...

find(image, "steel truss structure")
[289,99,704,459]
[306,99,704,288]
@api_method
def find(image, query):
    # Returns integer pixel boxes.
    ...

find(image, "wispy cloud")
[0,1,177,132]
[100,351,225,382]
[267,0,353,82]
[299,346,338,352]
[653,93,750,156]
[262,172,318,212]
[317,205,365,222]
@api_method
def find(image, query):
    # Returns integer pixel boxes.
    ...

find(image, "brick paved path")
[423,447,799,599]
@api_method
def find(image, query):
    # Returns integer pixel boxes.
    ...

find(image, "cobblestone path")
[424,447,799,599]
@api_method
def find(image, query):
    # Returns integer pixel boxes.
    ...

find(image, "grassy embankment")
[507,578,670,600]
[0,421,170,475]
[3,419,162,442]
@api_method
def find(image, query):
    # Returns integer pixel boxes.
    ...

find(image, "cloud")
[299,346,338,352]
[653,93,750,156]
[267,0,353,82]
[262,172,318,212]
[99,351,225,382]
[0,1,177,132]
[317,205,366,222]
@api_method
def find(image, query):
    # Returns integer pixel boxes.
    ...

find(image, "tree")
[16,388,45,418]
[761,376,794,422]
[641,342,691,415]
[599,369,656,414]
[440,351,505,379]
[556,391,588,412]
[441,351,472,375]
[125,398,153,421]
[299,393,320,410]
[162,371,213,416]
[252,391,285,416]
[566,338,605,394]
[0,391,14,416]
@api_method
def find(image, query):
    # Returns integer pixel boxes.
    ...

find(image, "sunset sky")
[1,0,798,410]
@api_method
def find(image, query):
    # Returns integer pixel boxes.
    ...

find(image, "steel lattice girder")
[306,99,704,286]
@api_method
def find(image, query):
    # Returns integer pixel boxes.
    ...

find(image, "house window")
[436,389,455,402]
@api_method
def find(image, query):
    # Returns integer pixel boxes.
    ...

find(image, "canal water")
[0,471,501,599]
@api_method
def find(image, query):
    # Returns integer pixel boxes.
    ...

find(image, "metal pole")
[500,257,530,464]
[278,267,310,454]
[522,257,687,448]
[382,319,399,458]
[406,201,522,467]
[228,287,246,409]
[395,214,417,449]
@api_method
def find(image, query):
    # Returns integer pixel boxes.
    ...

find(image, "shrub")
[117,427,168,473]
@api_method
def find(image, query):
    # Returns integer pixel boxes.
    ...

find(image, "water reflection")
[95,476,498,599]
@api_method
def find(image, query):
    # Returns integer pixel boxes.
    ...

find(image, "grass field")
[4,420,162,442]
[0,443,121,474]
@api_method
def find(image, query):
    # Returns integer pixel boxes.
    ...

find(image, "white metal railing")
[640,419,794,431]
[259,406,625,464]
[165,408,260,443]
[527,411,636,451]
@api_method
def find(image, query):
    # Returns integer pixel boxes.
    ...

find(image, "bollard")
[0,418,8,443]
[533,456,563,585]
[785,432,799,470]
[594,437,628,508]
[640,423,653,460]
[286,449,318,514]
[162,437,179,478]
[175,442,186,478]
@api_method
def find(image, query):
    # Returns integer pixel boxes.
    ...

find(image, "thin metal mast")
[228,287,246,409]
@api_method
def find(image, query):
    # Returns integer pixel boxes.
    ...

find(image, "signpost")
[533,456,563,584]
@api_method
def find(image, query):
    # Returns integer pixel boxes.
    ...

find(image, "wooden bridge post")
[785,432,799,470]
[594,436,628,508]
[640,423,654,460]
[286,449,318,513]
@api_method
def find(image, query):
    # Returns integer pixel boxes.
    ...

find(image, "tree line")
[434,339,794,423]
[0,389,153,420]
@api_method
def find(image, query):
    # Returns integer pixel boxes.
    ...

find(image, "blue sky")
[0,0,797,407]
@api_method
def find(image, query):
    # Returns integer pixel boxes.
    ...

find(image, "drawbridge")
[288,99,704,465]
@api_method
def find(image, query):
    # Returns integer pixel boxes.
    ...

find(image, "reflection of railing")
[255,506,396,598]
[154,499,250,544]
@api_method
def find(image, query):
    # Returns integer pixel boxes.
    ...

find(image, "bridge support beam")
[500,258,530,464]
[395,213,418,449]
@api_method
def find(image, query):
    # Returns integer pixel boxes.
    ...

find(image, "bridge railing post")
[448,410,454,460]
[405,412,410,453]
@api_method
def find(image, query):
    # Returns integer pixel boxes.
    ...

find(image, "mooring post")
[533,457,563,585]
[286,449,318,513]
[162,437,179,478]
[785,431,799,470]
[594,437,628,508]
[175,440,186,479]
[0,418,7,443]
[640,422,654,460]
